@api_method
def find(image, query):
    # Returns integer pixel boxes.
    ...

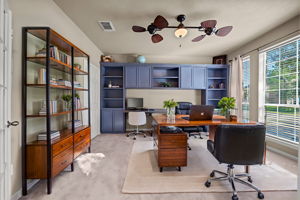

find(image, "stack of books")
[37,130,60,141]
[39,100,57,115]
[50,45,71,65]
[74,81,82,88]
[57,79,72,87]
[67,120,82,129]
[74,98,81,109]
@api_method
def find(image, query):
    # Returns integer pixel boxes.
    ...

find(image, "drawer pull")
[60,160,67,166]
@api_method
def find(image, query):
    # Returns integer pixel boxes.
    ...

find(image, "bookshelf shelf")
[26,108,89,118]
[27,57,88,75]
[22,27,91,195]
[26,84,88,91]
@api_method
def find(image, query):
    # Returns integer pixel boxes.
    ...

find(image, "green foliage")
[62,93,80,102]
[218,97,236,115]
[163,99,178,109]
[160,82,172,87]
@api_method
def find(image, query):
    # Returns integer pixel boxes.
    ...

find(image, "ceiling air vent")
[98,21,115,32]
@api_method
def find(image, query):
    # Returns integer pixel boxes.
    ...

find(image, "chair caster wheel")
[126,134,129,137]
[133,137,136,140]
[210,172,215,177]
[143,135,146,138]
[258,192,264,199]
[204,181,211,188]
[248,177,253,183]
[232,194,239,200]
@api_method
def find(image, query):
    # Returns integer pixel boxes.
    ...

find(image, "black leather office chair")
[175,102,207,139]
[205,124,266,200]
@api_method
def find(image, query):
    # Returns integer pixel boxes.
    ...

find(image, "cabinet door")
[180,67,193,89]
[138,66,151,88]
[125,66,137,88]
[101,110,113,132]
[193,67,206,89]
[113,110,124,132]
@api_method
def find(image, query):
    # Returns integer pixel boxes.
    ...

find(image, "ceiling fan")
[132,15,233,43]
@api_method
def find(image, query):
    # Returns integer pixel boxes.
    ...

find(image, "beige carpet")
[122,138,297,194]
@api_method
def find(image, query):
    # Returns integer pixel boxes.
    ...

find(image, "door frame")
[0,0,12,199]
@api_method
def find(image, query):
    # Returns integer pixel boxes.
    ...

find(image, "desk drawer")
[52,146,73,177]
[158,148,187,167]
[52,136,73,157]
[159,134,187,149]
[74,127,90,145]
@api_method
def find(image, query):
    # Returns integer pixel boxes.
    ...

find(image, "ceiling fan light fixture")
[175,24,188,38]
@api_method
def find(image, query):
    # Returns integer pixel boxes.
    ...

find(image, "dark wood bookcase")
[22,27,91,195]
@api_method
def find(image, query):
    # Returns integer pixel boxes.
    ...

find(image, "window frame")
[261,36,300,144]
[241,56,250,121]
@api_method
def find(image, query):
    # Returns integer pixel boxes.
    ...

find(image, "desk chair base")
[126,126,146,140]
[205,165,264,200]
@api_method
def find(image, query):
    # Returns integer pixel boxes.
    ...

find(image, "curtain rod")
[228,29,300,62]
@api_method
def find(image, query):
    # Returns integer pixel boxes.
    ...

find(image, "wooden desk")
[152,114,258,172]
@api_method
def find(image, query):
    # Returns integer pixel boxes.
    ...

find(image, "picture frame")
[212,55,227,64]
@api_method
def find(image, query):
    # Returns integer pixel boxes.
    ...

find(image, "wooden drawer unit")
[52,136,73,157]
[74,127,91,158]
[159,134,187,149]
[74,138,90,159]
[158,148,187,167]
[52,146,73,177]
[74,127,90,145]
[157,132,187,171]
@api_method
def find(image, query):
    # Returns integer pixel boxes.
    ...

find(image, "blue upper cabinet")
[193,67,206,89]
[180,66,206,89]
[138,66,151,88]
[180,66,193,89]
[125,65,151,88]
[125,66,138,88]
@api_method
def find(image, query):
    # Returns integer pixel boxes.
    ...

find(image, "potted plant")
[218,97,236,121]
[163,99,178,119]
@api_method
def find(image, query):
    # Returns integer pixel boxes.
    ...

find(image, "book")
[39,100,57,115]
[38,68,46,84]
[37,130,60,141]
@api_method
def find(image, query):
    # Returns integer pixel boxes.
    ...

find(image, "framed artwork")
[213,55,227,64]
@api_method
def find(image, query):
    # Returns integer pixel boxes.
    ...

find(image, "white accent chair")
[127,112,146,140]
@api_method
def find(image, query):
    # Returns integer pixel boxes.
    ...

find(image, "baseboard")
[267,145,298,161]
[10,179,40,200]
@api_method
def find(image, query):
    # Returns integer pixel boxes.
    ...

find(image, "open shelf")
[208,77,227,79]
[26,107,88,118]
[27,57,88,75]
[103,87,123,90]
[27,84,88,91]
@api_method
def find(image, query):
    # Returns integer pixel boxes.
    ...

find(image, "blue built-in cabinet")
[180,66,206,89]
[125,65,151,88]
[100,62,228,133]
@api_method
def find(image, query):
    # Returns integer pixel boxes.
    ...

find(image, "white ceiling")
[54,0,300,57]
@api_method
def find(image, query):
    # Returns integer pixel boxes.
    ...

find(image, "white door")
[0,0,14,199]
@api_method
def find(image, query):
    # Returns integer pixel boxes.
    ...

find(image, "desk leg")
[208,125,217,141]
[245,166,249,173]
[263,142,267,165]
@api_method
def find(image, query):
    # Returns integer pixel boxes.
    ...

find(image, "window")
[262,38,300,143]
[242,57,250,120]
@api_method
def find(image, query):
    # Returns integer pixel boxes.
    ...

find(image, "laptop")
[182,105,214,121]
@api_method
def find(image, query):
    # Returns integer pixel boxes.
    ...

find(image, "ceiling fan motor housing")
[176,14,186,23]
[147,24,157,34]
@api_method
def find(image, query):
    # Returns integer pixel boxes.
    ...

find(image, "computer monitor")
[126,98,144,109]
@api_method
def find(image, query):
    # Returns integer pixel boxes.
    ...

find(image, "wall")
[126,89,202,108]
[9,0,102,197]
[228,15,300,158]
[109,54,212,64]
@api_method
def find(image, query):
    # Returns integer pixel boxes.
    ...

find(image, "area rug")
[76,153,105,176]
[122,138,297,193]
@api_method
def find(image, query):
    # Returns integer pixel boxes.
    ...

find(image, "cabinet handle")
[61,160,67,165]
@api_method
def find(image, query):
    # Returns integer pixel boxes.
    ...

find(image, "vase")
[63,101,72,111]
[225,111,231,122]
[166,107,175,121]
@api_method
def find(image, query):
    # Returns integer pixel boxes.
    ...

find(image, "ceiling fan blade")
[215,26,233,36]
[153,15,169,29]
[200,20,217,28]
[192,35,206,42]
[151,34,163,43]
[132,26,146,32]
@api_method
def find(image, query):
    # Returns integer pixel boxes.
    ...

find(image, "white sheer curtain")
[229,56,243,119]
